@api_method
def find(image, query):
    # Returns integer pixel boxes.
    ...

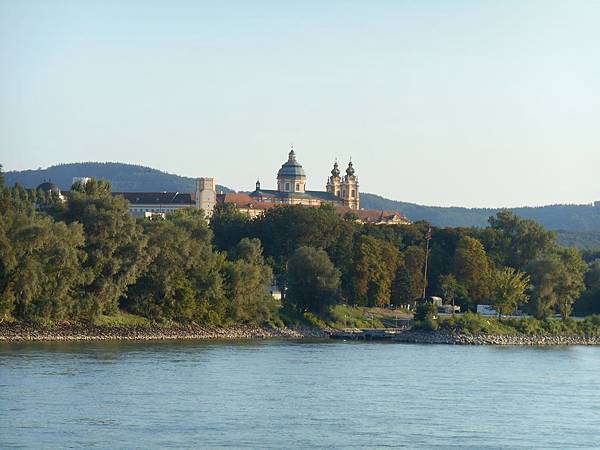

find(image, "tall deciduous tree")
[393,245,426,303]
[526,248,586,319]
[210,202,252,253]
[167,208,227,323]
[573,260,600,316]
[124,219,199,322]
[453,236,491,304]
[286,246,341,314]
[253,204,356,298]
[223,238,274,324]
[482,211,556,269]
[489,267,531,317]
[351,235,400,307]
[54,178,149,320]
[0,210,86,321]
[554,248,587,318]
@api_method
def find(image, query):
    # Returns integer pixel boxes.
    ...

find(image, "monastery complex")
[39,148,410,225]
[211,149,410,225]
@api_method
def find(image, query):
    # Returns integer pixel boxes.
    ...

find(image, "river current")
[1,340,600,449]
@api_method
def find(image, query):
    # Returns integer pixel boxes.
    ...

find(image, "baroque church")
[248,148,360,209]
[58,146,409,225]
[216,147,409,224]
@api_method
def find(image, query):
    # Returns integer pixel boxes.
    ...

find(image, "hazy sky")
[1,0,599,207]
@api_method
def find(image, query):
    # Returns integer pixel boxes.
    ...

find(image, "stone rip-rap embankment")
[0,323,329,342]
[393,330,600,345]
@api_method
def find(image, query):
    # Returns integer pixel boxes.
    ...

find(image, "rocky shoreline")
[0,322,329,342]
[393,330,600,346]
[2,323,600,345]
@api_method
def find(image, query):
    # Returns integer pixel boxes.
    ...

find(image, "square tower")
[196,177,216,216]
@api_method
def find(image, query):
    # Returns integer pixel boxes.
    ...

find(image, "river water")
[1,340,600,449]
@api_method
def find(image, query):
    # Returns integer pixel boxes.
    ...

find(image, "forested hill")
[6,162,600,235]
[4,162,232,194]
[361,194,600,232]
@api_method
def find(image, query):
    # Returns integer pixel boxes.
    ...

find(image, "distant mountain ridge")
[362,193,600,231]
[5,162,600,248]
[5,162,232,194]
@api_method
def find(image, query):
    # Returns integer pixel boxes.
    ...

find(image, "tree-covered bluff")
[1,168,600,328]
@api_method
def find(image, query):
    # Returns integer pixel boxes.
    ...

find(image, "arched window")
[285,182,290,191]
[296,183,300,191]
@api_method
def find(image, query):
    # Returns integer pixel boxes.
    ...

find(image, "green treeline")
[212,201,598,319]
[1,171,600,325]
[0,177,275,324]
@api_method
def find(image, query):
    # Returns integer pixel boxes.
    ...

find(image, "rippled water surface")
[2,340,600,449]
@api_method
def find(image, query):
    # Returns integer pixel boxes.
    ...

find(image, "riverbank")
[3,323,600,345]
[393,330,600,345]
[0,322,329,342]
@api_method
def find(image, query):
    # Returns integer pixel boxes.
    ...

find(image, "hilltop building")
[248,149,360,210]
[220,148,410,225]
[62,147,409,224]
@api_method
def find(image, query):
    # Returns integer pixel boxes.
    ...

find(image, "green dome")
[277,150,306,178]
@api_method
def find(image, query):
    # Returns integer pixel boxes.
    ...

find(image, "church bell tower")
[341,160,359,210]
[326,160,342,198]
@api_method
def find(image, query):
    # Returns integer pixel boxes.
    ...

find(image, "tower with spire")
[340,159,359,210]
[248,146,360,210]
[326,159,342,198]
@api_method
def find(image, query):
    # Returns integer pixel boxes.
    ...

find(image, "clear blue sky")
[1,0,599,207]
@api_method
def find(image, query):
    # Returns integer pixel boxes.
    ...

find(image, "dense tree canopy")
[50,180,149,319]
[489,267,531,317]
[222,238,275,323]
[0,176,597,325]
[482,211,556,269]
[526,248,586,318]
[0,210,85,321]
[351,235,400,307]
[453,236,491,305]
[286,246,341,314]
[574,260,600,316]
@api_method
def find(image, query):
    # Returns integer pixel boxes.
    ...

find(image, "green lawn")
[93,311,153,327]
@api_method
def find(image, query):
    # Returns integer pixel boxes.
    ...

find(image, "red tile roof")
[217,194,410,223]
[217,193,276,210]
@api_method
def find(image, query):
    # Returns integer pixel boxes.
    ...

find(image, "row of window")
[130,204,212,214]
[282,182,304,192]
[130,207,180,213]
[334,190,357,198]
